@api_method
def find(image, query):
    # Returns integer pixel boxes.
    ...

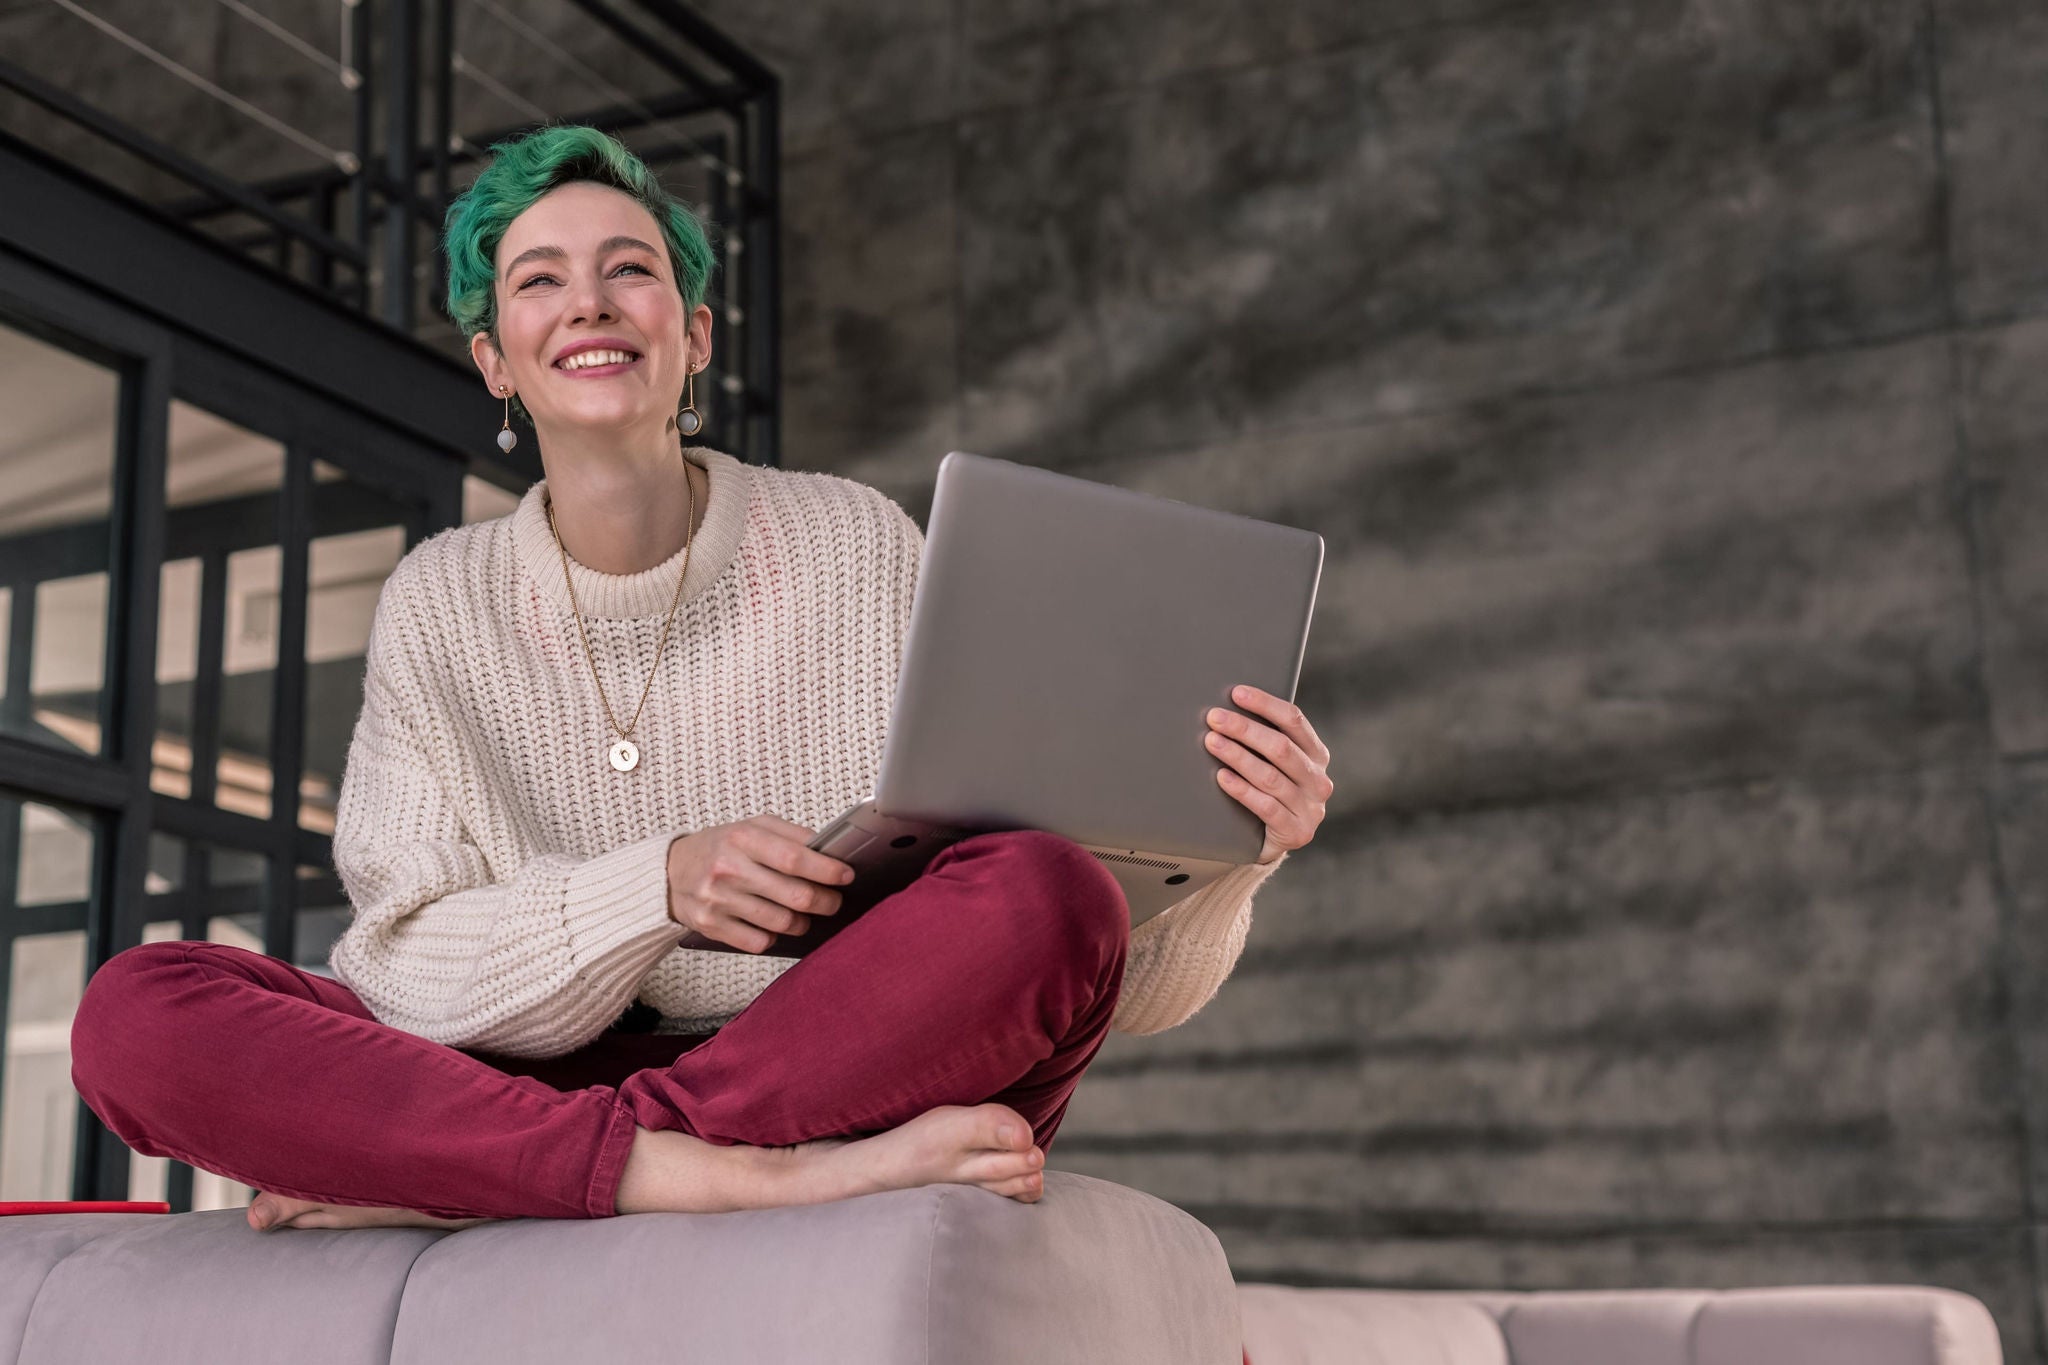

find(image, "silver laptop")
[679,450,1323,958]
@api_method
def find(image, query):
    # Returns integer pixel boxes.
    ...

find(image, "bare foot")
[247,1190,498,1234]
[617,1102,1047,1215]
[793,1104,1047,1206]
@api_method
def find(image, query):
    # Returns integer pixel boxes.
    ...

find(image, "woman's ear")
[470,329,508,393]
[688,302,715,371]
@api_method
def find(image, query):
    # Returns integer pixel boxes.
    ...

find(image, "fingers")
[725,888,816,942]
[733,857,843,922]
[1207,704,1333,802]
[1218,764,1293,828]
[1197,691,1337,864]
[1206,732,1299,805]
[720,920,777,955]
[1227,685,1333,769]
[740,818,857,888]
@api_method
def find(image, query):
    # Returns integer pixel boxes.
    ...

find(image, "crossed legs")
[69,831,1128,1223]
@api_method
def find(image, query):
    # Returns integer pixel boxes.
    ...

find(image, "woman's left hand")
[1205,685,1333,865]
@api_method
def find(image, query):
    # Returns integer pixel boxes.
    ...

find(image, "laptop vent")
[1090,851,1183,872]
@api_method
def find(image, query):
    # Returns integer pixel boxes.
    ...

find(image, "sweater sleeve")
[1110,851,1286,1035]
[326,588,689,1060]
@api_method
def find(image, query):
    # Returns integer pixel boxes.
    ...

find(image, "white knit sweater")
[326,447,1285,1059]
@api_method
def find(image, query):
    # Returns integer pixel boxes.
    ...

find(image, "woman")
[68,125,1334,1231]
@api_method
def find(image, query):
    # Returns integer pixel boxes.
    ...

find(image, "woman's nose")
[564,273,616,323]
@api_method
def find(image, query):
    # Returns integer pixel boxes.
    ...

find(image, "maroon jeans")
[69,830,1127,1221]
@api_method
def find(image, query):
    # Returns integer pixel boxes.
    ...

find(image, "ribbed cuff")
[561,829,688,975]
[1138,852,1286,948]
[1113,853,1287,1036]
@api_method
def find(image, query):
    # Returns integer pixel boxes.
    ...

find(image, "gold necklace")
[545,460,697,773]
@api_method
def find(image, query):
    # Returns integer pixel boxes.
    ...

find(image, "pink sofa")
[0,1170,2005,1363]
[1240,1282,2004,1364]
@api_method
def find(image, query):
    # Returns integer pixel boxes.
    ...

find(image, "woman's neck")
[540,441,708,576]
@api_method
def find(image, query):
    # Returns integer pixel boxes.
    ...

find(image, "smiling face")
[470,180,713,444]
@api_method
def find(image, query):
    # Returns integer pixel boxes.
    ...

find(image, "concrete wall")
[5,0,2045,1352]
[691,0,2048,1356]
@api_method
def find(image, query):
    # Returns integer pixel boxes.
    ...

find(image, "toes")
[983,1171,1045,1201]
[973,1104,1034,1151]
[964,1145,1044,1182]
[249,1194,306,1232]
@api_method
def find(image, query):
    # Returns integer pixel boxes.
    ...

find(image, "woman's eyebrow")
[503,235,661,278]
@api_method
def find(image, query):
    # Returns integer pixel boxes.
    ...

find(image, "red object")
[0,1201,169,1215]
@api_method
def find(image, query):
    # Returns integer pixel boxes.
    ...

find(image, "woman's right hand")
[665,814,857,953]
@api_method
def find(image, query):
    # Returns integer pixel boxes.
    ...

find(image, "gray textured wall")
[7,0,2045,1353]
[691,0,2048,1356]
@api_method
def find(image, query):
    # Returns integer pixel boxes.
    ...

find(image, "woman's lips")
[554,354,642,378]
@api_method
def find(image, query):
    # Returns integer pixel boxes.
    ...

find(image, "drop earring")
[677,364,702,438]
[497,385,517,452]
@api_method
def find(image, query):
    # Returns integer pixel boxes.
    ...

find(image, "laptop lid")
[875,451,1324,864]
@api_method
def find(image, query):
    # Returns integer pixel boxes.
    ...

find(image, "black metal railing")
[0,0,780,466]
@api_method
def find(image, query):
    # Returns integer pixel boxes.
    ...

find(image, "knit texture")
[327,447,1285,1058]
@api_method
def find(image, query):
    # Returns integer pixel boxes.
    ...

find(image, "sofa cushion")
[1238,1284,2004,1365]
[1,1171,1239,1365]
[6,1210,439,1363]
[1237,1285,1511,1365]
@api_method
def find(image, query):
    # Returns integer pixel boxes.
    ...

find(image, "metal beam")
[0,135,497,476]
[628,0,780,90]
[0,479,444,584]
[562,0,736,111]
[264,447,313,961]
[159,85,746,228]
[743,90,781,466]
[0,56,363,270]
[74,331,171,1202]
[382,0,422,332]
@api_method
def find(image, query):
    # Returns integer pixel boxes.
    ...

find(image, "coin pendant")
[608,739,640,772]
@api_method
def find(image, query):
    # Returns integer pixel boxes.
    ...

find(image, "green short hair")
[442,123,717,424]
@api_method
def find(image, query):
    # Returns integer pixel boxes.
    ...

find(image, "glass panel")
[15,800,94,910]
[136,837,272,949]
[29,576,108,755]
[1,799,99,1201]
[294,863,349,978]
[219,543,280,816]
[206,846,265,889]
[202,846,268,953]
[302,460,412,837]
[150,558,199,800]
[158,402,286,819]
[3,931,85,1200]
[0,323,120,757]
[205,847,265,950]
[145,831,183,895]
[130,859,344,976]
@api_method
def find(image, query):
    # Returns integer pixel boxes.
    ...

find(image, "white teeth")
[556,349,637,370]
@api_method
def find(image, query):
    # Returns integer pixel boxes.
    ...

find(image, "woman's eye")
[520,262,652,289]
